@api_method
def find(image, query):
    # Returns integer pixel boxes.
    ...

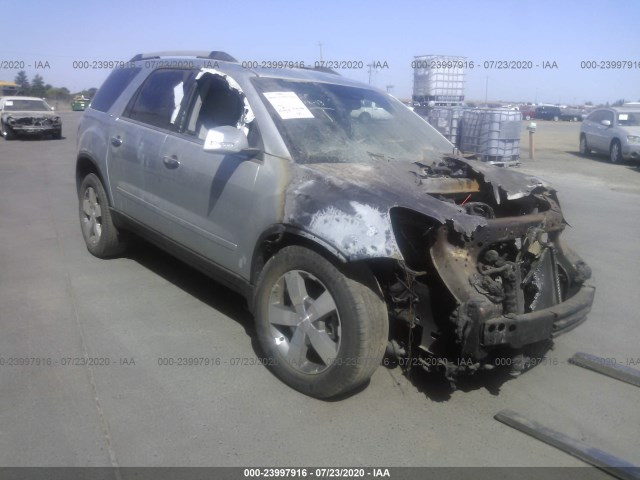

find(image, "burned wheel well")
[251,228,346,286]
[389,207,441,272]
[250,228,386,300]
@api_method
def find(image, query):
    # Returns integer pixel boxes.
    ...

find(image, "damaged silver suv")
[76,51,595,398]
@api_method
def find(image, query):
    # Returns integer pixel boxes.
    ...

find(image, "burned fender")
[282,159,493,262]
[284,176,403,260]
[282,155,565,266]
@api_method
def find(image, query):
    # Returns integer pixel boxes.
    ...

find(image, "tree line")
[13,70,96,102]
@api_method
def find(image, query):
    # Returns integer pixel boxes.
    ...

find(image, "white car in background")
[0,96,62,140]
[579,107,640,163]
[351,99,392,122]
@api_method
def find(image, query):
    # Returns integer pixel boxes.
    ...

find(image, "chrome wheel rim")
[268,270,341,374]
[81,186,103,245]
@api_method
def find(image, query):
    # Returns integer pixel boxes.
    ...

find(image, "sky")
[1,0,639,105]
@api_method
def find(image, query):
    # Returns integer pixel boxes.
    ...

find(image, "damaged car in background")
[76,51,595,399]
[0,96,62,140]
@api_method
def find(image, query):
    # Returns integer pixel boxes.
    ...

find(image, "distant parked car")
[350,99,392,122]
[71,95,91,111]
[579,107,640,163]
[559,108,585,122]
[518,105,536,120]
[0,96,62,140]
[535,106,562,121]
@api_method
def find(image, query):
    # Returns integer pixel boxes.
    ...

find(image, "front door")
[145,70,262,273]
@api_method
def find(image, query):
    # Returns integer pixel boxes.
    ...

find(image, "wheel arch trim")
[76,154,113,204]
[250,224,351,285]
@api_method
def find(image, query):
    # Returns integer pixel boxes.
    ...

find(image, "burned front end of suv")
[258,74,594,386]
[286,155,594,385]
[385,159,594,382]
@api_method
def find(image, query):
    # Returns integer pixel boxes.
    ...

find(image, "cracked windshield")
[254,77,453,164]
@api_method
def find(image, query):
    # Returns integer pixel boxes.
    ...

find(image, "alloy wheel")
[268,270,341,374]
[81,186,103,245]
[610,142,621,163]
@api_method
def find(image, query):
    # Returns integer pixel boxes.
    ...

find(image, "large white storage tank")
[458,109,522,166]
[412,55,466,106]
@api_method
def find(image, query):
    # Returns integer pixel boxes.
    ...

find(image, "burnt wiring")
[388,263,423,377]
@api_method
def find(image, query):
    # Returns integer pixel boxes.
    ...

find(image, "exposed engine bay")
[379,156,595,385]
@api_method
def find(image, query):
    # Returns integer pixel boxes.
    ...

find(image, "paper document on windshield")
[263,92,314,119]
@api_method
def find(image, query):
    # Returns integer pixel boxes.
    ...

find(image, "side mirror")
[600,120,611,127]
[203,126,249,153]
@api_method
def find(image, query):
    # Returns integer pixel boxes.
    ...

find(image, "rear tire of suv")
[78,173,126,258]
[579,135,591,156]
[609,140,622,164]
[254,246,388,399]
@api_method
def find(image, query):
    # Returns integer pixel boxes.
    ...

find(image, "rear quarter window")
[90,67,142,113]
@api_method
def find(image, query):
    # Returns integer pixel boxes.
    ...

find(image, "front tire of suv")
[579,135,591,156]
[254,246,388,399]
[609,140,622,164]
[78,173,126,257]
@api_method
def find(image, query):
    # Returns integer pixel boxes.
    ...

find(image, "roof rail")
[129,51,237,62]
[299,66,341,76]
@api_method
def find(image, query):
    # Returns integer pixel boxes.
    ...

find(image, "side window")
[617,112,636,126]
[90,67,142,113]
[185,73,248,141]
[587,111,601,123]
[603,111,614,124]
[124,69,194,130]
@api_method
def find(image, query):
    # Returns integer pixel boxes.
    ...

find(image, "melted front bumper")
[482,282,595,348]
[429,202,594,360]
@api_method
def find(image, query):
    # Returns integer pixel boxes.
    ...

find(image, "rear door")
[109,68,193,226]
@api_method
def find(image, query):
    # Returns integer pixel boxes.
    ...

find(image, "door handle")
[162,155,180,169]
[110,136,122,147]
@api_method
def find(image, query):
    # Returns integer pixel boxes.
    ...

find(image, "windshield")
[617,112,640,127]
[253,78,453,164]
[3,99,51,112]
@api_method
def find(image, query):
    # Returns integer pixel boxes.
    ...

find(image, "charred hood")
[283,155,561,261]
